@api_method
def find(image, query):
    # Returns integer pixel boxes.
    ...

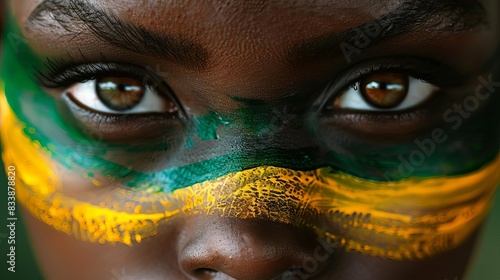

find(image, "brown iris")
[360,73,409,109]
[96,77,145,111]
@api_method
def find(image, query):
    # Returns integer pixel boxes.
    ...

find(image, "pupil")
[118,83,127,92]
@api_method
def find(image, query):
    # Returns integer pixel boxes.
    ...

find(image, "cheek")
[0,93,172,245]
[23,210,185,280]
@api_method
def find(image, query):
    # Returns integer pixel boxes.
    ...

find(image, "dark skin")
[4,0,500,279]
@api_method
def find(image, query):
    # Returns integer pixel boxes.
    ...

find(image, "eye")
[33,62,186,143]
[67,77,179,115]
[332,72,439,111]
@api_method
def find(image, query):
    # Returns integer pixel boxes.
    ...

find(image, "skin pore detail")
[2,0,500,278]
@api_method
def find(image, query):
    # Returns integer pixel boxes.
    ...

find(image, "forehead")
[111,0,390,26]
[8,0,498,104]
[13,0,495,52]
[15,0,392,45]
[11,0,455,37]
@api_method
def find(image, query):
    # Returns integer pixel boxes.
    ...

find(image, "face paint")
[2,99,499,258]
[2,9,499,261]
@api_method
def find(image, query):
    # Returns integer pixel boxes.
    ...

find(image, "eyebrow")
[26,0,486,72]
[288,0,487,65]
[27,0,209,71]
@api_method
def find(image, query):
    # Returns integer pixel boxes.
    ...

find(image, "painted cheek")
[3,97,498,259]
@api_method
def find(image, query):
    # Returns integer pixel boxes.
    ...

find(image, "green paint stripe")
[1,10,499,193]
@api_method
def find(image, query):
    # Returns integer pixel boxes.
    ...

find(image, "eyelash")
[32,59,188,143]
[317,56,463,112]
[33,56,463,122]
[35,58,154,89]
[30,56,470,146]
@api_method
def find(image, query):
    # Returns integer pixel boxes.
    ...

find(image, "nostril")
[195,268,218,273]
[194,268,218,276]
[178,216,323,280]
[193,268,235,280]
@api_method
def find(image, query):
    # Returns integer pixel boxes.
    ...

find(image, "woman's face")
[2,0,500,279]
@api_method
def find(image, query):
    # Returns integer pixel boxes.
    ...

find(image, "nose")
[178,215,323,280]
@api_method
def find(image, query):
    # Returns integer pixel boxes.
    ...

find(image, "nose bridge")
[173,165,320,226]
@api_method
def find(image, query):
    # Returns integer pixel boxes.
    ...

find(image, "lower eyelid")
[321,86,479,137]
[317,106,440,141]
[61,94,184,143]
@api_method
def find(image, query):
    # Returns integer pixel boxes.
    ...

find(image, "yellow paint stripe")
[1,91,499,260]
